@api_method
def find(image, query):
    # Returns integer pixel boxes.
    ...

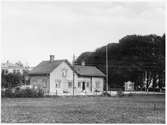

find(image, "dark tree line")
[76,34,165,91]
[1,70,29,88]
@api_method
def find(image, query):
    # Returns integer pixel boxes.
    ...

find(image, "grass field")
[1,95,165,123]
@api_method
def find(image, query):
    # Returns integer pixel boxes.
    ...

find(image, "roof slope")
[74,65,105,77]
[29,60,65,75]
[29,59,105,77]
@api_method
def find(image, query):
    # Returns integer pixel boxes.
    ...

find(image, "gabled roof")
[29,59,105,77]
[74,65,105,77]
[29,60,67,75]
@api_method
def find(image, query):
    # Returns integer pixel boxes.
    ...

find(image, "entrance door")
[82,82,85,91]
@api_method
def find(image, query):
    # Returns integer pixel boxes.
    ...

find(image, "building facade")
[29,55,105,96]
[1,61,32,74]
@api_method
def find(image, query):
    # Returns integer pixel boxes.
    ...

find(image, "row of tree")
[75,34,165,91]
[1,70,29,88]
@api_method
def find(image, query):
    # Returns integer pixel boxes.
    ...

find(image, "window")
[68,81,72,88]
[62,68,68,78]
[6,70,8,74]
[55,80,61,88]
[17,70,20,73]
[32,80,37,85]
[78,82,81,88]
[3,69,8,74]
[86,82,89,87]
[95,81,100,89]
[42,79,47,88]
[13,69,16,74]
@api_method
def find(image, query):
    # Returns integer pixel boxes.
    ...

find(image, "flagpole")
[106,43,108,92]
[72,54,75,96]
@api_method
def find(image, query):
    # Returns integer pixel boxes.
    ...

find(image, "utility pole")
[72,54,75,96]
[106,43,108,92]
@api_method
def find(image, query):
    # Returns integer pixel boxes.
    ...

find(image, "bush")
[126,93,133,97]
[110,88,123,91]
[15,88,22,97]
[4,88,14,98]
[101,91,111,97]
[94,89,100,93]
[2,87,44,98]
[36,89,44,97]
[117,90,124,97]
[148,88,161,92]
[1,88,6,97]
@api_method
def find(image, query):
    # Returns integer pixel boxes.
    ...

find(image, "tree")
[1,72,24,88]
[75,34,165,90]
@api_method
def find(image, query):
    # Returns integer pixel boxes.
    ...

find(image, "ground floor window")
[55,79,61,88]
[78,81,90,90]
[95,81,100,89]
[86,82,89,88]
[13,69,16,74]
[78,82,82,88]
[42,79,47,88]
[32,79,37,85]
[68,81,72,88]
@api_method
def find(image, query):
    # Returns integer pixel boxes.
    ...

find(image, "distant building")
[1,61,32,75]
[124,81,134,91]
[29,55,105,96]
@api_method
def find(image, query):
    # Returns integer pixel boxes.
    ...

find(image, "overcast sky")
[1,1,165,66]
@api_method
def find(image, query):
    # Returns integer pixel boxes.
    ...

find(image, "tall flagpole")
[72,54,75,96]
[106,43,108,92]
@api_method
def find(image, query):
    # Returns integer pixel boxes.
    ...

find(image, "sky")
[1,1,165,66]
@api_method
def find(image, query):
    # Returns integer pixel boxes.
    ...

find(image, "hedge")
[2,88,44,98]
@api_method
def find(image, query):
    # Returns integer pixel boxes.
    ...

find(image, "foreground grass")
[1,95,165,123]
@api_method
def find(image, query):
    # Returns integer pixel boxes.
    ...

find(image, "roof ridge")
[42,59,67,62]
[74,65,97,67]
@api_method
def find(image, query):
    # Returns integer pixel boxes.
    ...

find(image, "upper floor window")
[62,68,68,78]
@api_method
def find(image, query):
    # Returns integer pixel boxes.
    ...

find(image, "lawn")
[1,95,165,123]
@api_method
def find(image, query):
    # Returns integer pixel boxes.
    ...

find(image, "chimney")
[50,55,55,62]
[81,61,85,66]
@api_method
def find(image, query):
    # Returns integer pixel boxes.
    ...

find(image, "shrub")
[4,88,14,97]
[1,89,6,97]
[25,88,35,97]
[117,90,124,97]
[101,91,111,97]
[36,89,44,97]
[127,93,133,97]
[110,88,123,91]
[149,88,161,92]
[94,89,100,93]
[2,87,44,98]
[14,88,22,97]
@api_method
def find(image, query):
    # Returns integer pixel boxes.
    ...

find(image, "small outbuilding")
[124,81,134,91]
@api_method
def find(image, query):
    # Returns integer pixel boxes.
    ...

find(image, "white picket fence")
[107,91,165,96]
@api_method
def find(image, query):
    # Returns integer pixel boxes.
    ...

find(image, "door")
[82,82,85,91]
